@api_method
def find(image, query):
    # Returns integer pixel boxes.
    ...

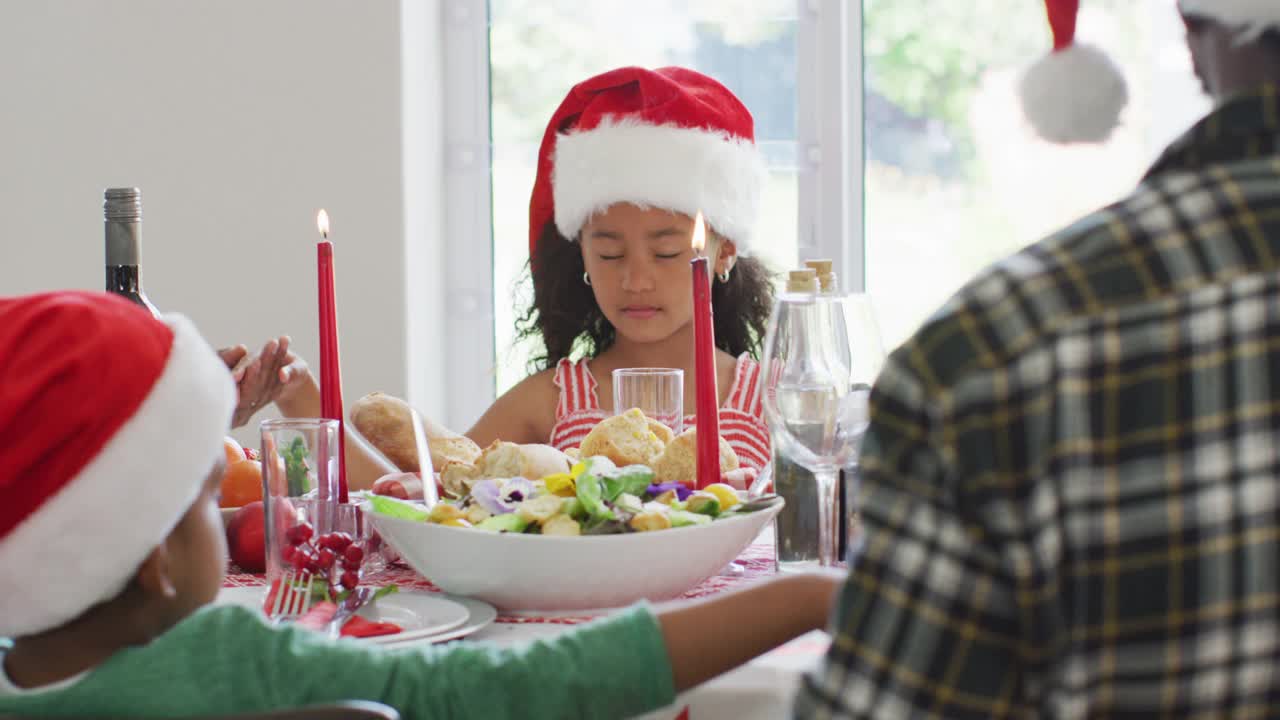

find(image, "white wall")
[0,0,447,447]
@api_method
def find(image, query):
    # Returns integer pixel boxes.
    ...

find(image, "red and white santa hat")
[528,66,768,256]
[1178,0,1280,40]
[1019,0,1129,144]
[0,291,235,637]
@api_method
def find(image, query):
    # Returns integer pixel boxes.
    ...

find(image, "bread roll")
[439,442,572,498]
[480,441,572,480]
[652,428,740,484]
[440,461,482,498]
[578,408,668,467]
[429,436,484,470]
[349,392,481,473]
[647,418,675,446]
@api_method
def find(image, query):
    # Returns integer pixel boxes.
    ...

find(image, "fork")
[268,570,315,623]
[325,586,375,638]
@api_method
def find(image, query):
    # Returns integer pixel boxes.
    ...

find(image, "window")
[439,0,1211,428]
[863,0,1208,347]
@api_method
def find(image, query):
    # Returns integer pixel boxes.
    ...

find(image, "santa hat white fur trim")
[1019,42,1129,145]
[1179,0,1280,41]
[0,314,235,637]
[552,118,767,254]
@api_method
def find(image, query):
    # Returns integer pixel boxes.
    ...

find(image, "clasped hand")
[217,336,311,428]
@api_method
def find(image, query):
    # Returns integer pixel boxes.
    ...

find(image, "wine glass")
[831,294,883,564]
[760,291,883,568]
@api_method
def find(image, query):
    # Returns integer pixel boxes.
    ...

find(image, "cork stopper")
[804,259,833,275]
[804,259,838,293]
[786,268,818,293]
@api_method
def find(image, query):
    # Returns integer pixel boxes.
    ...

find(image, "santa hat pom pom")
[1019,42,1128,144]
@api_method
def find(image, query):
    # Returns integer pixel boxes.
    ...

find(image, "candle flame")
[691,211,706,254]
[316,209,330,239]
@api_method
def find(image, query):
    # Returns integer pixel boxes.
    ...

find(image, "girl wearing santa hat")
[466,65,776,473]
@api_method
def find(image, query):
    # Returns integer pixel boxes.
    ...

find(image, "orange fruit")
[223,437,246,466]
[220,459,263,509]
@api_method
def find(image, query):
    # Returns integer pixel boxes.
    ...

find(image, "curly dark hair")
[515,222,776,373]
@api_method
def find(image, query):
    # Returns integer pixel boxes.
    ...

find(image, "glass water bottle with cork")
[770,268,824,569]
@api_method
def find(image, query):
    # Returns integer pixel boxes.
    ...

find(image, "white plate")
[376,594,498,646]
[215,586,478,645]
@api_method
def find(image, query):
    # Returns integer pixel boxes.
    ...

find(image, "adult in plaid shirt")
[797,2,1280,718]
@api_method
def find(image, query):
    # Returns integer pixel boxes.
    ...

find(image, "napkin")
[340,615,403,638]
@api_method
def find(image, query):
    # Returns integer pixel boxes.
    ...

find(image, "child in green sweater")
[0,291,838,720]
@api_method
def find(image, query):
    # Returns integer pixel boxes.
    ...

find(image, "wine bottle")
[104,187,159,317]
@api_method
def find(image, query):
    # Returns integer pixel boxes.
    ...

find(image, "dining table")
[221,527,831,719]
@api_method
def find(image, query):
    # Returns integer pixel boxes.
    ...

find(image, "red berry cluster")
[280,522,365,592]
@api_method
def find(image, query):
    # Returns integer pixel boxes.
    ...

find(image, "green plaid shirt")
[796,85,1280,719]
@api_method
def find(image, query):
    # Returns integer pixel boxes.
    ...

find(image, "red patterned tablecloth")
[223,538,778,626]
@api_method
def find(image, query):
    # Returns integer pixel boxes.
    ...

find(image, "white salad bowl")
[367,500,782,612]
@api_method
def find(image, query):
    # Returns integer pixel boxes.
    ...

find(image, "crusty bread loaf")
[480,441,572,479]
[349,392,419,471]
[652,428,740,484]
[349,392,481,473]
[578,408,668,467]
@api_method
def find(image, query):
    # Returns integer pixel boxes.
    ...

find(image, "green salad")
[369,456,779,535]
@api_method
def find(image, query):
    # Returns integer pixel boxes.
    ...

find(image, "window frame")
[798,0,865,292]
[440,0,496,429]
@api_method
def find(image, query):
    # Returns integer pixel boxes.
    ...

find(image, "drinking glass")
[761,292,883,569]
[612,368,684,434]
[259,404,442,602]
[261,418,341,590]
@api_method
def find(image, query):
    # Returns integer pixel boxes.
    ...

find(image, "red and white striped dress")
[548,353,772,471]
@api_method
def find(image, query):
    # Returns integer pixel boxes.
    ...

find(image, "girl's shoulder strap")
[723,352,763,418]
[553,357,601,418]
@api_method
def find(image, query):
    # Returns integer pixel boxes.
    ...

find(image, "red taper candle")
[316,209,348,503]
[690,212,721,489]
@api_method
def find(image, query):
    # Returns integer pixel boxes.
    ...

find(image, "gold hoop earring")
[582,272,592,286]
